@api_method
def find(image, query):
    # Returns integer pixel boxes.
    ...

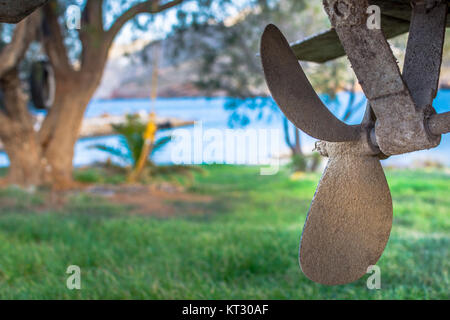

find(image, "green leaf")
[151,136,172,155]
[89,144,132,165]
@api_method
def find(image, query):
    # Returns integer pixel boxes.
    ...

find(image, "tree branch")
[0,11,41,78]
[82,0,104,31]
[0,69,30,121]
[0,0,47,23]
[79,0,107,70]
[105,0,184,45]
[0,68,35,139]
[42,1,74,75]
[0,11,41,135]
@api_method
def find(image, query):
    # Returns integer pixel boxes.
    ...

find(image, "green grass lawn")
[0,165,448,299]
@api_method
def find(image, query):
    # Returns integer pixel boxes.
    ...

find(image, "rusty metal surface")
[403,1,447,111]
[260,0,449,286]
[261,24,361,142]
[428,111,450,135]
[300,137,393,285]
[291,15,410,63]
[323,0,441,155]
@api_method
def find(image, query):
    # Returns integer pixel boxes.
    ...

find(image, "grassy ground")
[0,165,448,299]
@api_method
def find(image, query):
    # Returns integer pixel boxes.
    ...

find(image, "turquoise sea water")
[0,91,449,168]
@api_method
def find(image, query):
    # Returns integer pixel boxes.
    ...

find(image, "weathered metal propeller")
[261,24,393,285]
[261,25,361,143]
[260,0,449,286]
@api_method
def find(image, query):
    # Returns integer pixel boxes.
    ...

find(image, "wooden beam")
[369,0,450,26]
[369,0,413,22]
[291,15,410,63]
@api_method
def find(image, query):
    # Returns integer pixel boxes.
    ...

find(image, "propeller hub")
[315,129,381,158]
[324,0,443,155]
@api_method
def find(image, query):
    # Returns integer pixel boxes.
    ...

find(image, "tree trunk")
[37,70,103,189]
[0,1,182,189]
[283,116,303,156]
[0,73,101,189]
[0,13,44,187]
[0,68,45,186]
[41,93,91,189]
[293,128,302,156]
[26,0,184,189]
[2,129,43,186]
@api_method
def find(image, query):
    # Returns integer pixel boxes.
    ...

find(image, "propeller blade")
[299,140,393,285]
[261,24,361,142]
[402,1,447,111]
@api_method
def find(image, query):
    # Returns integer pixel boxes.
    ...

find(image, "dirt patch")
[85,184,214,217]
[0,181,215,217]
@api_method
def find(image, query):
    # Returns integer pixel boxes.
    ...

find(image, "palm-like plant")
[92,114,171,168]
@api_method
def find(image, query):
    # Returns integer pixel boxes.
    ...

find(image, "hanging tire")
[29,60,55,110]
